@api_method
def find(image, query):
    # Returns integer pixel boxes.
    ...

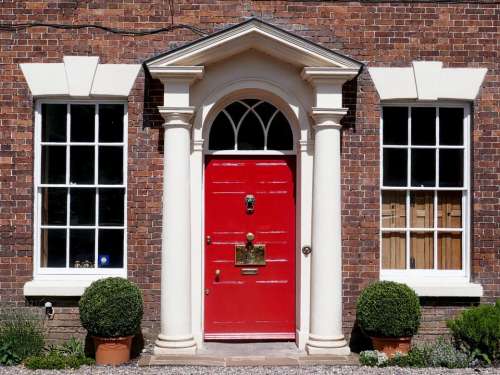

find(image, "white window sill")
[25,279,97,297]
[380,277,483,297]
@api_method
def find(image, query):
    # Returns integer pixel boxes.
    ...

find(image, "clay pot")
[93,336,133,365]
[371,336,412,357]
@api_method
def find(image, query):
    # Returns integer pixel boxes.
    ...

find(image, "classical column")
[154,107,197,355]
[306,108,350,355]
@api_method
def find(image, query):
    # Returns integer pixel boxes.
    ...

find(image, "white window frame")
[379,101,471,284]
[33,99,128,280]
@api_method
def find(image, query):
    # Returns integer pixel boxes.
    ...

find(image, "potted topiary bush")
[79,277,143,365]
[356,281,421,357]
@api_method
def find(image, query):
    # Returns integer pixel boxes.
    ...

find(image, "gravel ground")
[0,365,499,374]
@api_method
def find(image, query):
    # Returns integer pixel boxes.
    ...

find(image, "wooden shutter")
[382,191,406,228]
[411,192,433,228]
[438,232,462,270]
[382,232,406,269]
[438,192,462,228]
[437,192,462,269]
[410,232,434,269]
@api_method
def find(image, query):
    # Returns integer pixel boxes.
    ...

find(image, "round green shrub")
[447,301,500,363]
[79,277,143,338]
[356,281,421,338]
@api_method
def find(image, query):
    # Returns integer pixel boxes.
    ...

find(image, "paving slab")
[142,342,360,367]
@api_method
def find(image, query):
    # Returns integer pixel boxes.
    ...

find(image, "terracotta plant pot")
[93,336,133,365]
[371,336,412,357]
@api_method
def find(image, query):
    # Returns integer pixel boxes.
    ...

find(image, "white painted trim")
[20,56,140,97]
[146,19,362,69]
[369,61,487,101]
[380,278,483,297]
[28,100,128,295]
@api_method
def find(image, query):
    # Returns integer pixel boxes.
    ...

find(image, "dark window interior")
[439,108,464,145]
[42,104,66,142]
[411,107,436,145]
[71,104,95,142]
[411,149,436,187]
[383,149,407,186]
[383,107,408,145]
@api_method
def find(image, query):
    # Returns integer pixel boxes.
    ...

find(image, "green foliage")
[425,338,471,369]
[25,337,94,370]
[47,337,85,357]
[360,339,471,369]
[359,350,387,366]
[79,277,143,338]
[0,342,21,366]
[24,353,94,370]
[356,281,421,337]
[0,306,44,364]
[447,301,500,364]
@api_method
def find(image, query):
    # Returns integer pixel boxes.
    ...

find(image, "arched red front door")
[204,156,296,340]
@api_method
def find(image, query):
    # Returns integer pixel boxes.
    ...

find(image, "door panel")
[204,156,295,339]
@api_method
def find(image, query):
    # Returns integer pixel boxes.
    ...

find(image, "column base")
[306,334,350,356]
[154,333,197,355]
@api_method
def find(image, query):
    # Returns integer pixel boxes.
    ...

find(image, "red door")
[204,156,296,340]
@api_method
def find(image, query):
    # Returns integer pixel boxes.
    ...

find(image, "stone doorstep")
[140,354,359,367]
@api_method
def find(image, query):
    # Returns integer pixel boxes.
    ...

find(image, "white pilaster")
[151,66,204,355]
[306,109,350,355]
[154,107,197,355]
[301,67,357,356]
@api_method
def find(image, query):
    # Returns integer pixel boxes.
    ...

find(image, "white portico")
[145,18,362,355]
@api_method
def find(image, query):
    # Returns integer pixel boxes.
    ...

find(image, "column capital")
[149,66,204,85]
[311,107,348,129]
[301,67,359,86]
[159,106,195,128]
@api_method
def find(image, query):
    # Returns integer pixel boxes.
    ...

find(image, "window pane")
[99,188,125,226]
[439,149,463,187]
[70,146,94,184]
[70,105,95,142]
[411,107,436,145]
[70,188,95,225]
[40,229,66,268]
[41,146,66,184]
[410,191,434,228]
[439,108,464,146]
[225,101,247,124]
[382,232,406,269]
[98,147,123,184]
[98,229,124,268]
[69,229,95,268]
[410,232,434,269]
[209,112,235,150]
[255,101,278,127]
[383,107,408,145]
[438,232,462,270]
[267,112,293,150]
[438,192,462,228]
[42,104,66,142]
[99,104,124,143]
[383,149,407,186]
[411,149,435,187]
[381,191,406,228]
[41,188,67,225]
[237,111,265,150]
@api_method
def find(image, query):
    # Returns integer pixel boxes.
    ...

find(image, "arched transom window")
[208,99,293,151]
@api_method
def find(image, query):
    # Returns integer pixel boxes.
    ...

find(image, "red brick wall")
[0,1,498,345]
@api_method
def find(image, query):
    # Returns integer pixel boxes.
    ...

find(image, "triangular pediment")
[145,18,361,69]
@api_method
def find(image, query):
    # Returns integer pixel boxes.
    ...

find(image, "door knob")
[246,232,255,243]
[206,235,212,244]
[215,269,221,280]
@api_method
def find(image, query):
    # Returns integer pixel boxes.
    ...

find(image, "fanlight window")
[208,99,293,151]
